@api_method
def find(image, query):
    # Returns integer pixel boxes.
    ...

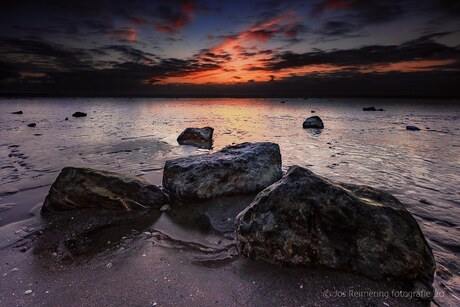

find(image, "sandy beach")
[1,98,459,306]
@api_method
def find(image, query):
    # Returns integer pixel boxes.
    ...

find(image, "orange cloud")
[109,27,137,42]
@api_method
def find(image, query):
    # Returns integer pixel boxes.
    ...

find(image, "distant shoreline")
[1,93,460,100]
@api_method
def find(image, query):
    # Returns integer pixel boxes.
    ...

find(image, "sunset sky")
[1,0,459,96]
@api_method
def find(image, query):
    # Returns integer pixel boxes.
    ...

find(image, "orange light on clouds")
[155,11,459,86]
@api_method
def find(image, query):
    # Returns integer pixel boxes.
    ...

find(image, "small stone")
[65,117,68,121]
[160,204,171,212]
[27,123,36,128]
[19,247,27,253]
[106,263,113,268]
[419,199,432,205]
[12,110,23,114]
[25,290,32,295]
[177,127,214,149]
[302,116,324,129]
[72,112,87,117]
[406,125,421,131]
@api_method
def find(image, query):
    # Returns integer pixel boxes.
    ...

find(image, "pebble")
[25,290,33,295]
[160,205,171,212]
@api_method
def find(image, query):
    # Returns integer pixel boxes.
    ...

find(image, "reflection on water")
[0,97,459,301]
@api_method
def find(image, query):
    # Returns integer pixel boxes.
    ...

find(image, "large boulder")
[177,127,214,149]
[163,142,282,200]
[237,166,435,296]
[41,167,166,214]
[302,116,324,129]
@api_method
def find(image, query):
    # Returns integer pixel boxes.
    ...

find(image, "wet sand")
[1,98,459,305]
[0,211,428,307]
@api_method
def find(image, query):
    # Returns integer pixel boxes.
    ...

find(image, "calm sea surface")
[0,97,459,301]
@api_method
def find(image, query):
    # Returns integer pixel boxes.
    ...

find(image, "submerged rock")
[42,167,166,214]
[237,166,435,296]
[72,111,87,117]
[406,125,421,131]
[302,116,324,129]
[163,142,282,200]
[12,110,23,114]
[27,123,36,127]
[177,127,214,149]
[363,106,384,111]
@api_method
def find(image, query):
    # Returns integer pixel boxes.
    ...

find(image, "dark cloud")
[317,21,358,36]
[153,0,196,33]
[0,35,224,94]
[261,33,460,70]
[311,0,406,24]
[104,45,157,62]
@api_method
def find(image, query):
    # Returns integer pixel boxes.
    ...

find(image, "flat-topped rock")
[406,125,421,131]
[42,167,166,214]
[302,116,324,129]
[163,142,282,200]
[177,127,214,149]
[237,165,435,297]
[363,106,384,111]
[72,111,87,117]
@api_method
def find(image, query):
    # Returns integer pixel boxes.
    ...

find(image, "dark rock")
[302,116,324,129]
[72,112,87,118]
[237,166,435,297]
[363,106,377,111]
[163,142,282,200]
[12,110,23,114]
[177,127,214,149]
[280,101,286,104]
[419,199,432,205]
[311,110,315,113]
[363,107,384,111]
[41,167,166,214]
[406,126,421,131]
[27,123,36,127]
[65,117,68,121]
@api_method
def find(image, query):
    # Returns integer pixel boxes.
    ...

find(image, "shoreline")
[0,208,429,307]
[1,99,459,306]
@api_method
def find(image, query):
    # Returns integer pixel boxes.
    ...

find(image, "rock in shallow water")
[177,127,214,149]
[302,116,324,129]
[406,125,421,131]
[72,111,87,117]
[237,165,435,297]
[163,142,282,200]
[41,167,166,214]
